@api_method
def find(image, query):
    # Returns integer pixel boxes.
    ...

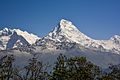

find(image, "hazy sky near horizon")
[0,0,120,39]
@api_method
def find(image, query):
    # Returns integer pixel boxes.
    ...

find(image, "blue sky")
[0,0,120,39]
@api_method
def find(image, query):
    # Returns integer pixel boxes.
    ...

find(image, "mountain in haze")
[0,28,40,50]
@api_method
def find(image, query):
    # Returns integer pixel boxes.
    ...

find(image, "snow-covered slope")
[37,19,120,54]
[45,19,92,43]
[14,29,40,44]
[0,28,40,50]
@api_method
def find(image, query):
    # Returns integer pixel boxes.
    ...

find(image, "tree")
[0,55,14,80]
[0,55,49,80]
[67,56,100,80]
[51,54,68,80]
[100,75,114,80]
[101,64,120,80]
[23,56,49,80]
[51,54,101,80]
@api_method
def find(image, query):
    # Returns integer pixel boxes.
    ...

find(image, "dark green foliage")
[0,55,14,80]
[100,75,114,80]
[51,54,68,80]
[67,57,100,80]
[51,54,101,80]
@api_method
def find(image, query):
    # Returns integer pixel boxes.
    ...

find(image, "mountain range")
[0,28,40,50]
[0,19,120,54]
[0,19,120,68]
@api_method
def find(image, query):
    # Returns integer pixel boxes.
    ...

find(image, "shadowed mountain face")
[6,32,29,49]
[0,41,3,45]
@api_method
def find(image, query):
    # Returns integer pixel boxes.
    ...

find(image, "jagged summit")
[45,19,91,43]
[59,19,81,33]
[59,19,73,28]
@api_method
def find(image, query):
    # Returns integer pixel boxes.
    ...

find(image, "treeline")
[0,54,120,80]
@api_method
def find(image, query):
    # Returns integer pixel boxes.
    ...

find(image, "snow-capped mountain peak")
[0,28,40,50]
[59,19,73,30]
[58,19,81,34]
[46,19,91,44]
[110,35,120,44]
